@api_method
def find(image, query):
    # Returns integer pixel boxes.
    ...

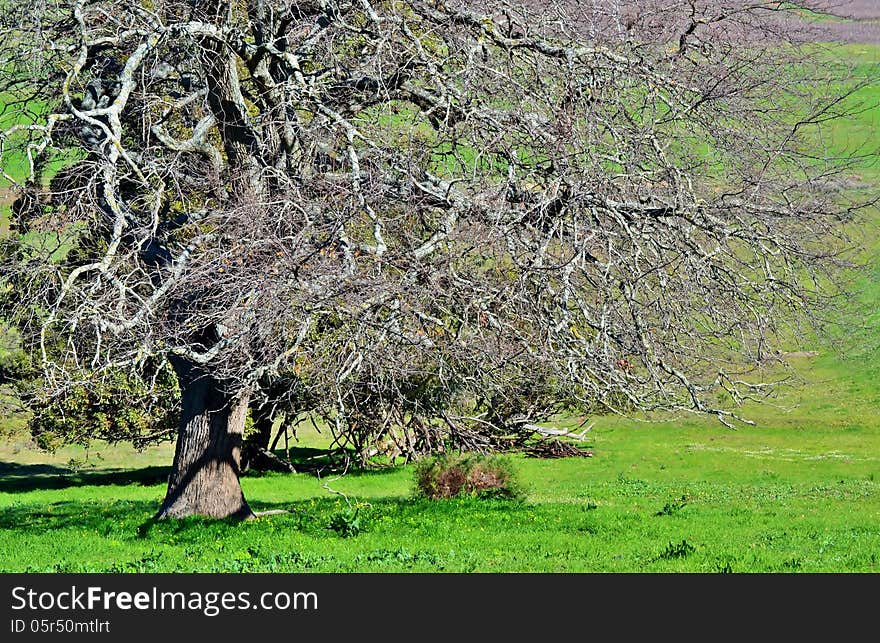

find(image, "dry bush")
[414,453,522,500]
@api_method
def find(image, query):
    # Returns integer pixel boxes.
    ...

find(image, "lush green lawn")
[0,42,878,573]
[1,353,878,573]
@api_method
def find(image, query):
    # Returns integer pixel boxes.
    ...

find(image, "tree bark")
[156,359,254,520]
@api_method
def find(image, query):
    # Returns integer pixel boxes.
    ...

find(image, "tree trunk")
[156,3,261,520]
[156,359,254,520]
[240,404,274,472]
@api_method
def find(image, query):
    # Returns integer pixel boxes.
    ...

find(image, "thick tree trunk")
[156,360,254,520]
[155,3,261,520]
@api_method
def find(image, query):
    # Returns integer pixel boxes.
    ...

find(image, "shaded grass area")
[0,461,170,493]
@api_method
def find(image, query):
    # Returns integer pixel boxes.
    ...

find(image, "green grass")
[0,42,878,573]
[0,93,83,235]
[807,44,880,179]
[0,374,878,573]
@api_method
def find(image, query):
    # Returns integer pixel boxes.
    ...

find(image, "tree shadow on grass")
[0,491,532,541]
[0,498,161,534]
[243,445,409,478]
[0,497,304,537]
[0,493,535,572]
[0,490,540,569]
[0,461,170,493]
[0,443,407,495]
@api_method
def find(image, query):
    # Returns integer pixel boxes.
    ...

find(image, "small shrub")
[414,453,522,500]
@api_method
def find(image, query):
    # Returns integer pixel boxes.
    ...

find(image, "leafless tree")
[0,0,869,519]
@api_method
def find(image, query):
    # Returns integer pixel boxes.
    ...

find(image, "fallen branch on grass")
[524,423,594,441]
[252,509,293,517]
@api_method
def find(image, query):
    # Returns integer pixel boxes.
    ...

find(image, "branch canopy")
[0,0,867,447]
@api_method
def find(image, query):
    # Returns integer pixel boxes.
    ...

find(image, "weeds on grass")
[658,540,696,560]
[655,495,688,517]
[328,506,363,538]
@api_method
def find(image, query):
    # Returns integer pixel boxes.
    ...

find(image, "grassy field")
[0,378,878,573]
[0,42,878,573]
